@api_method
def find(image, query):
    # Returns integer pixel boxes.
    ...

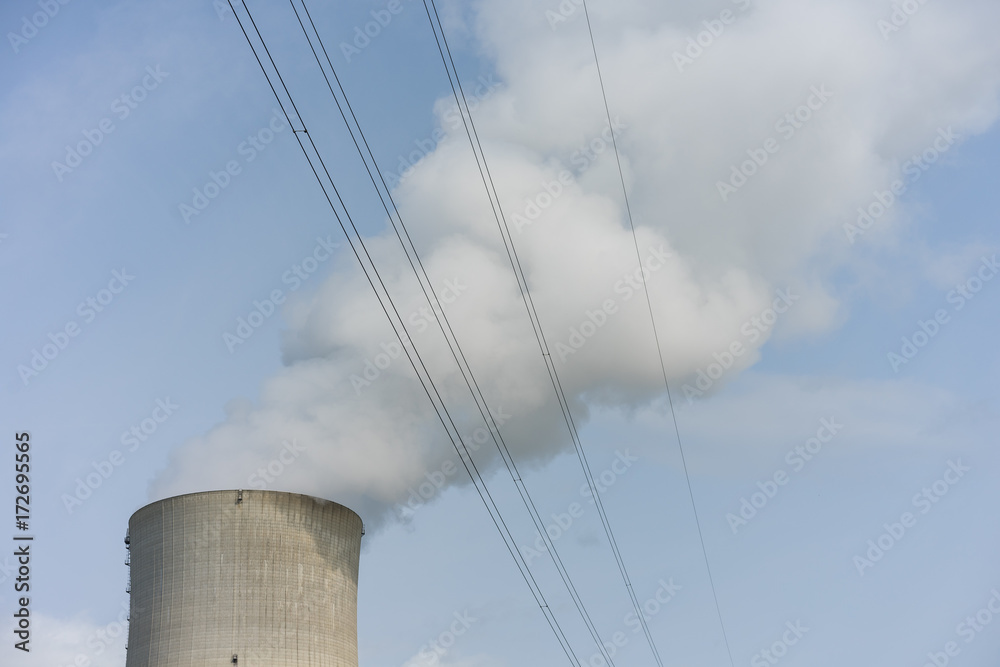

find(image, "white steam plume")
[151,0,1000,526]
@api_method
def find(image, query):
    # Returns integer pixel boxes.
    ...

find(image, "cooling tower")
[124,490,363,667]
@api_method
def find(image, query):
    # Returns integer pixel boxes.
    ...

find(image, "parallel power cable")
[413,0,668,664]
[286,2,621,664]
[577,2,737,665]
[225,2,582,664]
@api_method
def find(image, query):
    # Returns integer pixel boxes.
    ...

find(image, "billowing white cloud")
[151,0,1000,525]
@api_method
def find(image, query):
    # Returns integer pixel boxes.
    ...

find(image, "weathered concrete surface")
[125,490,362,667]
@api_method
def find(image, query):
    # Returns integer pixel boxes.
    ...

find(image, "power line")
[225,2,582,664]
[416,0,667,664]
[286,1,621,664]
[577,1,737,665]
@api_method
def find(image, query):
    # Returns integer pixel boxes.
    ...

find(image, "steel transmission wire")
[286,2,623,665]
[225,1,582,663]
[577,1,737,665]
[411,0,673,664]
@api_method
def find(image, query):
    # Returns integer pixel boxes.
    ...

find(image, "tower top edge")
[128,489,362,526]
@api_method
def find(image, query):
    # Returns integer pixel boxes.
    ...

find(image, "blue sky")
[1,0,999,666]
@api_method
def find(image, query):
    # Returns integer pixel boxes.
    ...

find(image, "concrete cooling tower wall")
[124,490,363,667]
